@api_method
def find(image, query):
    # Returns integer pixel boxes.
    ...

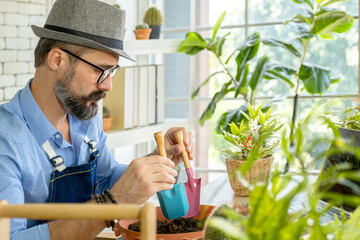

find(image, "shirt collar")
[19,79,93,147]
[20,80,59,147]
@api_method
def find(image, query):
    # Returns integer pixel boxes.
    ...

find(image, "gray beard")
[54,69,106,120]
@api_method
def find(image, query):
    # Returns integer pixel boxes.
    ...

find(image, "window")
[163,0,359,184]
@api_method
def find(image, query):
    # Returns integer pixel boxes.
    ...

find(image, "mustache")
[83,90,106,103]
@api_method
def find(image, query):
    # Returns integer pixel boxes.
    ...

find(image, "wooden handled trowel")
[154,131,189,220]
[175,131,201,218]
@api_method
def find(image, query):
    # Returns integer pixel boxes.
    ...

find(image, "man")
[0,0,194,239]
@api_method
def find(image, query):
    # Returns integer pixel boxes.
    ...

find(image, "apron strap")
[84,136,98,154]
[42,140,66,172]
[42,136,97,172]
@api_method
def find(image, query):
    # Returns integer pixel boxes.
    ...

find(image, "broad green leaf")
[212,11,226,42]
[191,71,224,99]
[323,0,349,7]
[234,32,261,67]
[285,13,313,25]
[249,56,269,91]
[177,32,207,55]
[331,77,341,84]
[262,37,301,57]
[264,64,296,88]
[293,0,314,8]
[207,32,231,57]
[199,81,232,126]
[216,105,248,133]
[312,11,354,39]
[299,63,331,94]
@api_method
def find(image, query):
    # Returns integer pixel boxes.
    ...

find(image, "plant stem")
[285,10,313,173]
[217,55,250,103]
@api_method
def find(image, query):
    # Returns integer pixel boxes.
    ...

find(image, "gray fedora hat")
[31,0,134,62]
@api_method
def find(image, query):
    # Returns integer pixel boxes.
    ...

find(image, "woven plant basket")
[225,155,273,196]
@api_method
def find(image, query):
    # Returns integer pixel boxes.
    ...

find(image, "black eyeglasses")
[60,48,120,84]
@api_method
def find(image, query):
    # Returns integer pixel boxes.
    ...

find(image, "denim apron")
[42,136,98,203]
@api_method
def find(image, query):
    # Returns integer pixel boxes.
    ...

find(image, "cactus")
[113,3,121,9]
[102,106,111,118]
[143,7,163,26]
[203,204,232,240]
[135,23,149,30]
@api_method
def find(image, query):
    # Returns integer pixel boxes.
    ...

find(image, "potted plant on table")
[143,6,163,39]
[133,23,152,40]
[221,104,283,196]
[202,105,360,239]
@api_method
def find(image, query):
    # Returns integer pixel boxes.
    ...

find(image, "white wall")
[0,0,137,104]
[0,0,46,104]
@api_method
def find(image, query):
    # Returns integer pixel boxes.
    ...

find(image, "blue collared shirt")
[0,80,127,239]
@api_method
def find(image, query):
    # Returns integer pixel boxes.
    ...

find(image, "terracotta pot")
[225,156,273,196]
[102,117,113,132]
[114,205,216,240]
[133,28,152,40]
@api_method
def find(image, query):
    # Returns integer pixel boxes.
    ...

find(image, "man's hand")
[111,155,178,204]
[154,127,195,166]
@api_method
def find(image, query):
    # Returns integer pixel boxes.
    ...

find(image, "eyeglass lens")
[97,65,120,84]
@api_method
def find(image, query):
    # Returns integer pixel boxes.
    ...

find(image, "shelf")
[105,118,190,149]
[123,39,182,56]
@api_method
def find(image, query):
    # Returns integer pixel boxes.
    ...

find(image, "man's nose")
[97,75,112,92]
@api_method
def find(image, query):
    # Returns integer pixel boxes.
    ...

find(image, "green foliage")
[135,23,150,30]
[205,105,360,239]
[178,12,276,132]
[221,104,283,161]
[113,3,121,9]
[262,0,354,129]
[204,204,233,240]
[143,6,163,26]
[102,106,110,118]
[339,104,360,130]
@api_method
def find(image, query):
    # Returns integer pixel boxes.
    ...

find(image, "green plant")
[205,104,360,240]
[221,104,283,161]
[339,103,360,130]
[143,6,163,26]
[113,3,121,9]
[261,0,354,141]
[203,204,233,240]
[178,12,281,133]
[103,106,110,118]
[135,23,150,30]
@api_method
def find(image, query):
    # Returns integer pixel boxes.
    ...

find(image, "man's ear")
[47,48,66,71]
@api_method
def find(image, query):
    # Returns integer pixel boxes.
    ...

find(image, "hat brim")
[31,25,135,62]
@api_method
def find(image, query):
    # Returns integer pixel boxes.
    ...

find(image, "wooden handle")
[175,131,191,169]
[154,131,167,157]
[0,201,156,240]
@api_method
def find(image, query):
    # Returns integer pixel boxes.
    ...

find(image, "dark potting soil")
[128,217,202,234]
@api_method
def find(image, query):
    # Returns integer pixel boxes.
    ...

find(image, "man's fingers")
[155,183,175,192]
[149,164,178,177]
[151,172,177,184]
